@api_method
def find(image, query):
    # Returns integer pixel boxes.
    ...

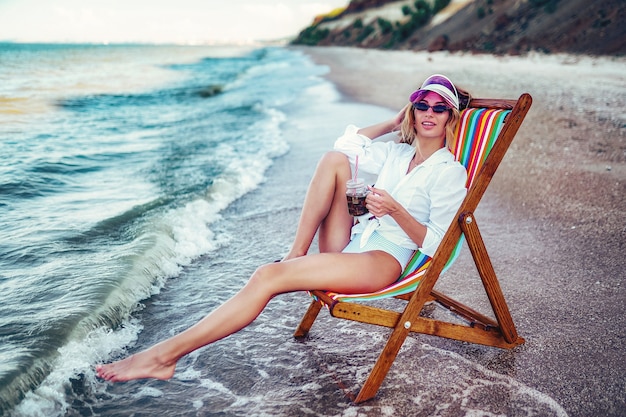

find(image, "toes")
[95,365,113,380]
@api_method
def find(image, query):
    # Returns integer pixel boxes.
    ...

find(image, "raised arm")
[357,105,409,139]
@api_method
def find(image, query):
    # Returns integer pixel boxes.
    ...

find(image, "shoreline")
[22,45,621,416]
[294,46,626,416]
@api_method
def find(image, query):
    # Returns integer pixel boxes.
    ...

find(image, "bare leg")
[96,251,401,382]
[282,151,354,260]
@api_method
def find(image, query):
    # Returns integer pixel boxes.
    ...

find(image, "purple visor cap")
[409,74,459,110]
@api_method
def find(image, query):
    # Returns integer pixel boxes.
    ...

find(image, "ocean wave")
[0,44,312,416]
[8,319,143,417]
[0,160,101,202]
[1,109,290,417]
[57,83,228,112]
[0,180,46,199]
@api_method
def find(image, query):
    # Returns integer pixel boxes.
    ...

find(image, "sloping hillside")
[292,0,625,56]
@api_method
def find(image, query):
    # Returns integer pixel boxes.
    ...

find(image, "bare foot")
[96,346,176,382]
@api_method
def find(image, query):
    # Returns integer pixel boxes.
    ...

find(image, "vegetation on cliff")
[291,0,625,56]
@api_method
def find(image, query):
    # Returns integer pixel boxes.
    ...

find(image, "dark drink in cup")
[347,194,368,216]
[346,178,369,216]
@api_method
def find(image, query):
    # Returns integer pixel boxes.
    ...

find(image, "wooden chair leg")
[354,285,434,403]
[354,321,411,403]
[460,212,520,344]
[294,299,323,339]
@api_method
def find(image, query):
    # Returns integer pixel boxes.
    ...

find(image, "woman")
[96,74,468,383]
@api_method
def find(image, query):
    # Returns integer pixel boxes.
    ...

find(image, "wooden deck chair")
[294,93,533,403]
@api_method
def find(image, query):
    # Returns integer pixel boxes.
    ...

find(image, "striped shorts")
[342,231,415,270]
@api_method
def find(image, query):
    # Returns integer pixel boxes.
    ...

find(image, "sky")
[0,0,349,44]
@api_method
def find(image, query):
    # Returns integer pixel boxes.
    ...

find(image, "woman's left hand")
[365,186,399,218]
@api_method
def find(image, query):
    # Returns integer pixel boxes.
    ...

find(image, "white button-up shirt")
[334,125,467,258]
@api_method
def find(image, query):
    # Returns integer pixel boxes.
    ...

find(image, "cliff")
[292,0,625,56]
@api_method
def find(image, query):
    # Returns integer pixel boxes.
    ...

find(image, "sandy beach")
[285,46,626,416]
[25,45,621,417]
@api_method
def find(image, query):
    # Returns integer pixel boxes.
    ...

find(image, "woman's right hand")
[357,104,411,139]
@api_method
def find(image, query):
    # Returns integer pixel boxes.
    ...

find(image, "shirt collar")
[417,147,455,167]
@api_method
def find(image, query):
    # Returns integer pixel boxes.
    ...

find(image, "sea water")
[0,43,569,417]
[0,43,322,415]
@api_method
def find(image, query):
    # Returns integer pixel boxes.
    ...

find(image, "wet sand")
[291,46,626,416]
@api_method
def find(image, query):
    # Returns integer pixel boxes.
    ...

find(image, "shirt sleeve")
[420,163,468,257]
[333,125,393,176]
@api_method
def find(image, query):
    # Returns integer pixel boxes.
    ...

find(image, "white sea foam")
[12,101,290,417]
[417,342,570,417]
[0,44,310,416]
[131,386,164,399]
[10,319,142,417]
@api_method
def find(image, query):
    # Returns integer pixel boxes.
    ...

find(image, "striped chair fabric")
[326,107,511,302]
